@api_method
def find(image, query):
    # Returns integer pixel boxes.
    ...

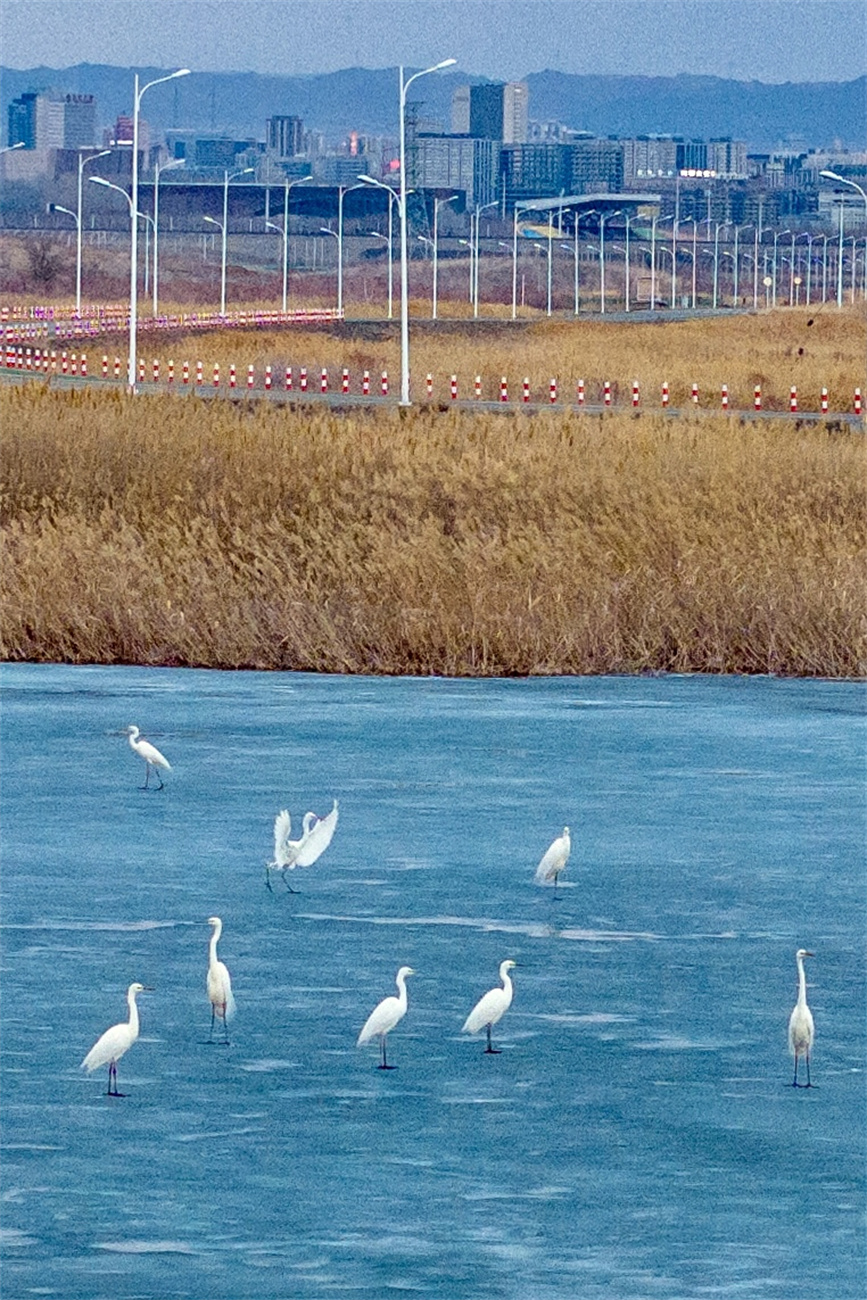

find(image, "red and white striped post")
[25,347,32,371]
[426,373,433,398]
[80,354,87,377]
[500,376,508,402]
[320,367,328,394]
[150,358,157,383]
[475,375,482,400]
[285,366,292,391]
[753,385,762,411]
[631,380,639,408]
[522,378,531,404]
[381,370,388,396]
[213,363,220,387]
[138,359,145,384]
[789,385,798,413]
[265,365,273,391]
[550,378,557,404]
[102,354,108,378]
[855,387,863,416]
[450,374,458,401]
[362,370,370,397]
[662,382,671,408]
[603,380,612,407]
[196,361,203,386]
[229,364,236,389]
[820,387,828,414]
[114,356,120,380]
[70,352,78,375]
[341,368,349,394]
[721,384,729,410]
[691,382,699,405]
[247,364,255,390]
[300,367,308,393]
[577,379,585,407]
[167,359,174,384]
[182,361,189,385]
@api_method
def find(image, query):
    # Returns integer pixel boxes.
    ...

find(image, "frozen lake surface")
[1,665,865,1299]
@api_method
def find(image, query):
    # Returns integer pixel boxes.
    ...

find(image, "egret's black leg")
[484,1023,501,1054]
[378,1036,396,1069]
[282,873,299,894]
[155,769,164,790]
[265,868,274,894]
[221,1004,230,1045]
[142,764,150,790]
[805,1053,812,1087]
[209,1006,216,1043]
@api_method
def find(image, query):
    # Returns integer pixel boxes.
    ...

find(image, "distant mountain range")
[1,64,865,152]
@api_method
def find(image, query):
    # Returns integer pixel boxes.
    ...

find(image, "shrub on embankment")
[2,383,864,676]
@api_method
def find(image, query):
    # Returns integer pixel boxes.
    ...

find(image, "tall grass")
[2,381,864,675]
[124,307,865,410]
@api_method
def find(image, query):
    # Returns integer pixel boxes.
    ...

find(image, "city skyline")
[1,0,865,84]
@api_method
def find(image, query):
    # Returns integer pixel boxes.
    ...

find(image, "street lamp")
[396,59,456,405]
[273,174,313,312]
[473,198,498,317]
[771,229,790,308]
[432,193,457,319]
[212,165,254,316]
[318,226,341,311]
[152,156,184,315]
[820,171,866,309]
[359,177,399,319]
[73,149,111,315]
[90,175,156,312]
[127,68,190,390]
[599,209,621,314]
[652,213,672,310]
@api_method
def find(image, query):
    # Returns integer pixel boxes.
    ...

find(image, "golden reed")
[1,369,864,676]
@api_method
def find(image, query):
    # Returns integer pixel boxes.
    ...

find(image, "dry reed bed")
[2,382,864,676]
[125,307,866,410]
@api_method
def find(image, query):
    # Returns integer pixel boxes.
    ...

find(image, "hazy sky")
[0,0,864,82]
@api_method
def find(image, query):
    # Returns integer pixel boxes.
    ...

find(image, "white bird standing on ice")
[462,959,517,1054]
[535,826,571,890]
[357,966,415,1069]
[788,947,815,1087]
[81,981,152,1096]
[125,725,171,790]
[266,800,339,890]
[207,916,236,1044]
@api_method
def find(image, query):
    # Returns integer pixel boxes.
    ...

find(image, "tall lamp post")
[396,59,456,405]
[152,156,184,315]
[212,165,253,316]
[359,179,399,319]
[599,209,621,314]
[318,226,342,311]
[72,149,111,315]
[274,174,312,312]
[473,199,498,317]
[127,69,190,390]
[432,193,457,319]
[820,170,867,309]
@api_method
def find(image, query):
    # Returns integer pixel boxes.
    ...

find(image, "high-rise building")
[451,86,470,134]
[465,83,529,144]
[412,134,498,207]
[267,115,304,158]
[7,91,38,148]
[7,90,95,150]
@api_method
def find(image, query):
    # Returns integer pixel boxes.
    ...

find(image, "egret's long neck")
[209,928,220,963]
[502,971,513,999]
[796,957,807,1007]
[396,973,408,1009]
[127,990,140,1037]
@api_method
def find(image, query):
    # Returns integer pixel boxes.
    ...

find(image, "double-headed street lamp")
[152,156,184,315]
[271,174,313,312]
[820,170,867,309]
[207,166,254,316]
[599,209,621,314]
[72,149,111,315]
[126,69,190,390]
[396,59,456,404]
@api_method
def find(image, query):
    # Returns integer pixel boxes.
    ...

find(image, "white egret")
[788,947,815,1087]
[266,800,339,890]
[357,965,415,1069]
[125,725,171,790]
[207,916,236,1043]
[462,959,516,1054]
[535,826,571,890]
[81,981,152,1096]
